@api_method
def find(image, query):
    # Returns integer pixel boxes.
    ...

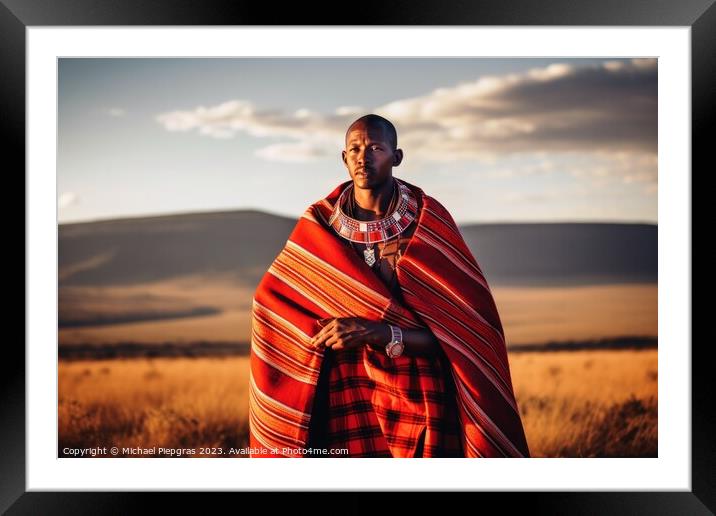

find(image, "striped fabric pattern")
[249,178,530,458]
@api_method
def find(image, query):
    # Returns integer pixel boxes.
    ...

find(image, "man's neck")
[353,177,395,220]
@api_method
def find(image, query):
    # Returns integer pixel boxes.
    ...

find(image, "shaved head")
[342,113,403,192]
[345,114,397,151]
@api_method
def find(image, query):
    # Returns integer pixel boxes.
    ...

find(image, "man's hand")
[309,317,390,351]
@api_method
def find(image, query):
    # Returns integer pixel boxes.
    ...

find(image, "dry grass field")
[510,349,657,457]
[59,357,250,457]
[58,349,657,458]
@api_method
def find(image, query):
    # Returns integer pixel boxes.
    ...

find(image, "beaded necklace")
[328,178,418,266]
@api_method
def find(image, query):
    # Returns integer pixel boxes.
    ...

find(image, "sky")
[58,57,657,225]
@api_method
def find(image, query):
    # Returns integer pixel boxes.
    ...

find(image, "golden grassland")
[58,349,657,458]
[59,357,250,457]
[509,349,657,457]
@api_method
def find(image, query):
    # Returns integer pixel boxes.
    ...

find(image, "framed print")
[5,0,713,512]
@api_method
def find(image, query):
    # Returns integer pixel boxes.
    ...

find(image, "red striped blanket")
[249,178,530,458]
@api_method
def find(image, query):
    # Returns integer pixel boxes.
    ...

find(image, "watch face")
[387,342,404,358]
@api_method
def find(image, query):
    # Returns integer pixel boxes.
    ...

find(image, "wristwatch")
[385,324,405,358]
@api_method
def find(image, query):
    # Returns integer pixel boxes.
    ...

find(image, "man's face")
[342,123,402,190]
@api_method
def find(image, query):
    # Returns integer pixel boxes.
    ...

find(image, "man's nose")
[358,149,372,165]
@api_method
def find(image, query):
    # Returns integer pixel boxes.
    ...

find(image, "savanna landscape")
[58,212,658,457]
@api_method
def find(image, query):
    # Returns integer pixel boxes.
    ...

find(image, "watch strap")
[386,324,404,358]
[389,324,402,344]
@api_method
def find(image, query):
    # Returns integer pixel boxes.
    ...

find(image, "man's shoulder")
[413,192,461,233]
[421,193,447,211]
[400,179,450,215]
[296,199,333,228]
[420,192,454,219]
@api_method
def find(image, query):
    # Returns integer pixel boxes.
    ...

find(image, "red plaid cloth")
[249,178,530,458]
[304,343,464,457]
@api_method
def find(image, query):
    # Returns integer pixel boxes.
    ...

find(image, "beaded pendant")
[363,245,377,266]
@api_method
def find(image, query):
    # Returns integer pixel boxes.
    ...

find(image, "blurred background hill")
[58,210,657,358]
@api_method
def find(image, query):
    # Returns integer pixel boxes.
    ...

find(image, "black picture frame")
[4,0,711,513]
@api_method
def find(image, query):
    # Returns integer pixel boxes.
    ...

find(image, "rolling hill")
[58,210,657,350]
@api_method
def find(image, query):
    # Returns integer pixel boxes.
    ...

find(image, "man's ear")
[393,149,403,167]
[341,150,347,165]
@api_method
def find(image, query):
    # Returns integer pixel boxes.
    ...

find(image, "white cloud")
[293,108,312,118]
[254,142,328,163]
[603,61,626,72]
[156,59,656,170]
[335,106,364,116]
[156,99,346,155]
[565,150,657,187]
[631,58,658,70]
[107,108,126,117]
[526,63,573,81]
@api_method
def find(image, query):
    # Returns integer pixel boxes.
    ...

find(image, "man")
[249,114,530,458]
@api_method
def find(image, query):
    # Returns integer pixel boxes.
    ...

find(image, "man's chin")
[353,175,384,189]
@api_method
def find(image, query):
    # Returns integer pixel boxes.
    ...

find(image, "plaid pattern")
[305,344,464,457]
[249,178,530,458]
